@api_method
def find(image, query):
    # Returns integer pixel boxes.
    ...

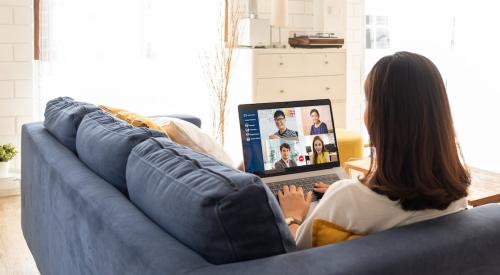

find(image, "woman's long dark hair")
[361,51,470,211]
[312,136,326,164]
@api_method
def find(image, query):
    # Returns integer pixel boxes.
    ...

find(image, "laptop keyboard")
[268,174,341,202]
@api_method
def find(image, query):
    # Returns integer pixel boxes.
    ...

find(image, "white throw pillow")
[150,117,235,168]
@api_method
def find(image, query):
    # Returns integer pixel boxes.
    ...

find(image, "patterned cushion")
[43,97,99,153]
[126,137,296,264]
[76,110,165,195]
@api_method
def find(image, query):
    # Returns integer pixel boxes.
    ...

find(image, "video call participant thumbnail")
[309,108,328,135]
[311,136,330,164]
[274,143,297,170]
[269,110,298,139]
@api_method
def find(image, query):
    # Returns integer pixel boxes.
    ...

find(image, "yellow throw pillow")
[312,219,363,247]
[98,105,162,131]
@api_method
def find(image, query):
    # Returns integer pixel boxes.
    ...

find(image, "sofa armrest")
[149,114,201,128]
[189,204,500,275]
[21,123,208,275]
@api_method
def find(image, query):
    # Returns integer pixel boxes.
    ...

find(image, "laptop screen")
[239,99,340,177]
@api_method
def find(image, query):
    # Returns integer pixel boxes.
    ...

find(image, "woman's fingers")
[281,185,311,200]
[305,191,313,203]
[283,185,290,193]
[278,189,284,200]
[313,181,330,193]
[315,181,329,187]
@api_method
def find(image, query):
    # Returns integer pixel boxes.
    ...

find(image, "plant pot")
[0,161,10,178]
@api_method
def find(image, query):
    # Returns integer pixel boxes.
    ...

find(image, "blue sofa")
[22,98,500,274]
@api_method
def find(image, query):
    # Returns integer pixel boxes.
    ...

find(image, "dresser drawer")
[304,53,345,76]
[255,75,346,102]
[255,53,345,78]
[255,54,303,78]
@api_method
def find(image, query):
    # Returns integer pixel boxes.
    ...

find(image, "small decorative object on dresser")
[289,32,345,48]
[270,0,288,48]
[0,144,17,178]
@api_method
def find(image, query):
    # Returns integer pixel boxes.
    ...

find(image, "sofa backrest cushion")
[126,137,296,264]
[76,110,166,196]
[43,97,99,153]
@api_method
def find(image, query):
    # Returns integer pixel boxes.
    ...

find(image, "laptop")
[238,99,347,201]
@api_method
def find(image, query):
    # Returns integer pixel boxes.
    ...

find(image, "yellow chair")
[335,128,364,165]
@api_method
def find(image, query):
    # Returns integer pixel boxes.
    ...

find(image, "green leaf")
[0,144,17,161]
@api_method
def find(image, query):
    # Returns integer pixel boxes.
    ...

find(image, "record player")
[288,32,344,48]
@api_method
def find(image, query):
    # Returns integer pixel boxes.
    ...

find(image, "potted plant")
[0,144,17,178]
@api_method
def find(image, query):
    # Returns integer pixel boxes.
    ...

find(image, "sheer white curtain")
[36,0,220,132]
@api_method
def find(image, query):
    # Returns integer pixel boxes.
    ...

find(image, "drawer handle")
[279,90,285,93]
[279,62,284,66]
[324,61,329,65]
[325,87,331,91]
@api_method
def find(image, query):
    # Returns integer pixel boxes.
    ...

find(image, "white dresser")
[233,48,347,128]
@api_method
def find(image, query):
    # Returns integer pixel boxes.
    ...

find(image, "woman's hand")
[313,181,330,193]
[278,185,312,221]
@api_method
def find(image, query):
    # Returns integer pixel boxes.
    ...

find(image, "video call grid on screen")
[239,99,340,177]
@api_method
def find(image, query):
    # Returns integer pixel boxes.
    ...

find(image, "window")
[36,0,222,132]
[364,0,500,171]
[365,15,390,49]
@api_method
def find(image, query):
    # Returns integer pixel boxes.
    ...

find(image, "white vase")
[0,161,10,178]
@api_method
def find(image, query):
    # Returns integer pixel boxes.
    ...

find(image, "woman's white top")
[295,179,468,249]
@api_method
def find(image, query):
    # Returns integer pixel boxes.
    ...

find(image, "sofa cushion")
[43,97,99,153]
[126,137,296,264]
[76,110,166,195]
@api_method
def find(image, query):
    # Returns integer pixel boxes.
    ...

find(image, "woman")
[278,52,470,249]
[311,136,330,164]
[309,109,328,135]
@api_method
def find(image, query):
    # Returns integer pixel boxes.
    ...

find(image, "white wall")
[0,0,33,172]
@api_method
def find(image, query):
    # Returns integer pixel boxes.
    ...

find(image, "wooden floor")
[0,195,39,275]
